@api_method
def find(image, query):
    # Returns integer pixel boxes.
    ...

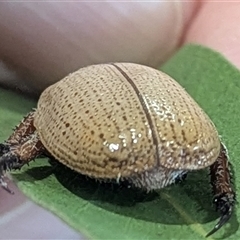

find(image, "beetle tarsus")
[0,153,19,171]
[0,115,44,197]
[0,148,27,194]
[206,192,235,237]
[0,158,15,195]
[207,142,235,236]
[0,143,10,155]
[0,175,14,194]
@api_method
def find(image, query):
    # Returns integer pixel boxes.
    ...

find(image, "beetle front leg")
[206,143,236,237]
[0,110,39,193]
[0,111,36,157]
[6,111,36,146]
[0,133,44,193]
[0,143,10,156]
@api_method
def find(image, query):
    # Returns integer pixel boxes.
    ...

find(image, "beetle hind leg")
[206,192,235,237]
[206,143,236,237]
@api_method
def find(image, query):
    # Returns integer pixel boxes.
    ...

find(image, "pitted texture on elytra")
[111,63,221,170]
[34,63,220,179]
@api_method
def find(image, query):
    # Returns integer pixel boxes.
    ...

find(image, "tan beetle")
[0,63,235,236]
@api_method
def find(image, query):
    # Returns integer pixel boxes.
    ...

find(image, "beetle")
[0,63,235,237]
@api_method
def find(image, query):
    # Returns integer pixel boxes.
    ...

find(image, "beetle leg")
[0,111,36,156]
[6,110,36,146]
[0,143,10,156]
[0,175,13,194]
[0,110,39,193]
[0,132,44,193]
[1,133,44,169]
[206,143,236,237]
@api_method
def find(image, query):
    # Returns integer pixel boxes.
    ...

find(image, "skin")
[1,2,240,94]
[0,1,197,94]
[184,1,240,70]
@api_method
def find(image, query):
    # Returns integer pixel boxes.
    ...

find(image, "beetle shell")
[34,63,220,179]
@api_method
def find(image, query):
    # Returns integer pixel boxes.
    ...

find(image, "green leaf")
[0,44,239,239]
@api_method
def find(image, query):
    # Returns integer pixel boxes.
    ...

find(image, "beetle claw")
[206,207,232,237]
[0,177,14,194]
[206,192,235,237]
[0,168,14,194]
[0,153,20,194]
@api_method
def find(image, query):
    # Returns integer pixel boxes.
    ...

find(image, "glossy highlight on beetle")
[0,63,235,237]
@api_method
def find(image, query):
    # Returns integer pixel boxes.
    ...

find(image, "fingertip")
[184,2,240,69]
